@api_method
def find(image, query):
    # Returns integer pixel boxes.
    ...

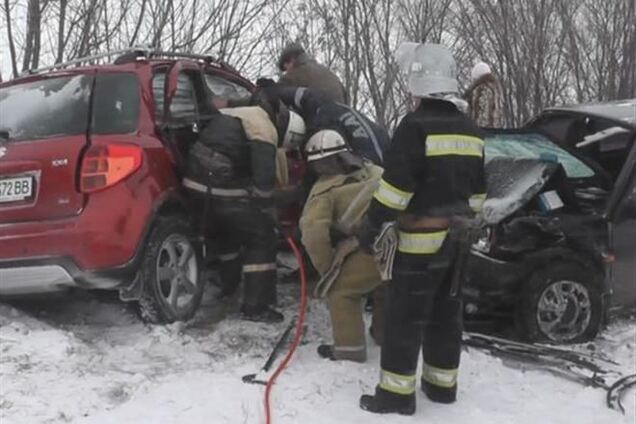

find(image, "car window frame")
[607,136,636,223]
[168,71,201,125]
[91,71,141,135]
[151,65,170,125]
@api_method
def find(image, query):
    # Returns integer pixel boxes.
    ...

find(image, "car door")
[158,62,213,169]
[605,138,636,309]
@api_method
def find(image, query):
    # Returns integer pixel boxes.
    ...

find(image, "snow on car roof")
[546,99,636,128]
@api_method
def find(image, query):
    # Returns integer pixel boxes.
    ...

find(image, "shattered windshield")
[0,75,92,141]
[485,133,595,178]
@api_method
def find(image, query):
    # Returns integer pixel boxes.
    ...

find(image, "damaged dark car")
[464,100,636,344]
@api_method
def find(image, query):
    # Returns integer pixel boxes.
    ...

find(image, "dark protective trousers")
[378,237,463,402]
[210,199,278,308]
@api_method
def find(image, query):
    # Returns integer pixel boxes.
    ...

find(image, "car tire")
[516,261,603,344]
[138,215,204,324]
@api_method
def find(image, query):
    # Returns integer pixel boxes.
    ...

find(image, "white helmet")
[395,42,458,97]
[282,110,306,149]
[304,130,349,162]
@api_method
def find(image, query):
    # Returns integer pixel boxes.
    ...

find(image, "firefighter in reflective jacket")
[357,43,486,415]
[267,85,389,166]
[183,103,306,323]
[299,130,385,362]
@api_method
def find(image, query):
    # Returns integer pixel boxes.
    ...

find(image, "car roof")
[542,99,636,129]
[1,57,250,88]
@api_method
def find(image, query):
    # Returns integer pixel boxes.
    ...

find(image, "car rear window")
[92,73,140,134]
[0,74,92,142]
[0,73,140,141]
[486,133,595,179]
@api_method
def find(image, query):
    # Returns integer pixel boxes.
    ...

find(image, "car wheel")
[517,262,603,344]
[138,216,203,324]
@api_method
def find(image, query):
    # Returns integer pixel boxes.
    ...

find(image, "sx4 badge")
[0,146,7,158]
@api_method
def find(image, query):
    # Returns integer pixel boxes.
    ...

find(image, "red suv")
[0,49,258,323]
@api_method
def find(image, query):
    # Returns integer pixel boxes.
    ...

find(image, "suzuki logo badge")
[0,147,6,159]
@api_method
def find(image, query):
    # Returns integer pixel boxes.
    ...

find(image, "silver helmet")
[395,42,458,97]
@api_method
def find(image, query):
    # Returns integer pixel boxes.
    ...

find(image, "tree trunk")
[56,0,68,63]
[3,0,19,78]
[31,0,43,69]
[22,0,40,72]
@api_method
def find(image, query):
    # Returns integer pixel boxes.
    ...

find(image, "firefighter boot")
[359,387,415,416]
[241,258,282,323]
[317,344,336,360]
[215,252,242,299]
[240,304,284,323]
[421,380,457,404]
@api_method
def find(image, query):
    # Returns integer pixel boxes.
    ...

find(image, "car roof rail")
[121,50,236,72]
[24,46,234,76]
[23,47,152,75]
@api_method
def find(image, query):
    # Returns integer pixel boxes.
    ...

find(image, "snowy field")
[1,273,634,424]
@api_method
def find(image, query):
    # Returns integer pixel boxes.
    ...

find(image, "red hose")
[264,235,308,424]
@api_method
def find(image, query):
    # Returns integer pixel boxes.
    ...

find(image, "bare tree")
[2,0,632,130]
[21,0,43,71]
[2,0,19,77]
[454,0,575,126]
[396,0,453,43]
[561,0,636,102]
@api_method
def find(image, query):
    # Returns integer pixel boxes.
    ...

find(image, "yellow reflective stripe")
[469,192,487,213]
[398,230,448,254]
[242,263,277,273]
[380,369,416,395]
[426,134,484,158]
[421,363,458,389]
[218,252,240,262]
[373,179,414,211]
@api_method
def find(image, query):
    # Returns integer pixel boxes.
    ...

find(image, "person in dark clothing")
[278,42,347,104]
[272,85,389,166]
[183,103,305,323]
[357,43,486,415]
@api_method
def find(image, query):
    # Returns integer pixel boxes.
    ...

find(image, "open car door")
[605,137,636,310]
[161,61,214,171]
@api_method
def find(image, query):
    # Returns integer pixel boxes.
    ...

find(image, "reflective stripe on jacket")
[368,98,486,237]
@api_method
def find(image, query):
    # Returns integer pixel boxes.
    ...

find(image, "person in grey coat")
[278,43,347,104]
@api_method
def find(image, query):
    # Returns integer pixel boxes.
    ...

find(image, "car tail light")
[80,144,143,193]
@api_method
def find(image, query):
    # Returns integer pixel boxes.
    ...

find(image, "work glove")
[355,215,380,254]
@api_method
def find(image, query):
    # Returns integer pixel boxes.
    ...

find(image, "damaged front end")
[464,156,609,333]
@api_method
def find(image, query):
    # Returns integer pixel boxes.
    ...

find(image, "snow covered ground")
[1,276,634,424]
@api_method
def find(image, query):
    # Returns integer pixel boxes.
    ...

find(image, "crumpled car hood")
[482,158,560,224]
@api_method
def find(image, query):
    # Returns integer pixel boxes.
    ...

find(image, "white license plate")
[0,176,33,203]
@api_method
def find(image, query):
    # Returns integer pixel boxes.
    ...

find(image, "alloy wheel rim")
[536,280,592,342]
[156,234,198,315]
